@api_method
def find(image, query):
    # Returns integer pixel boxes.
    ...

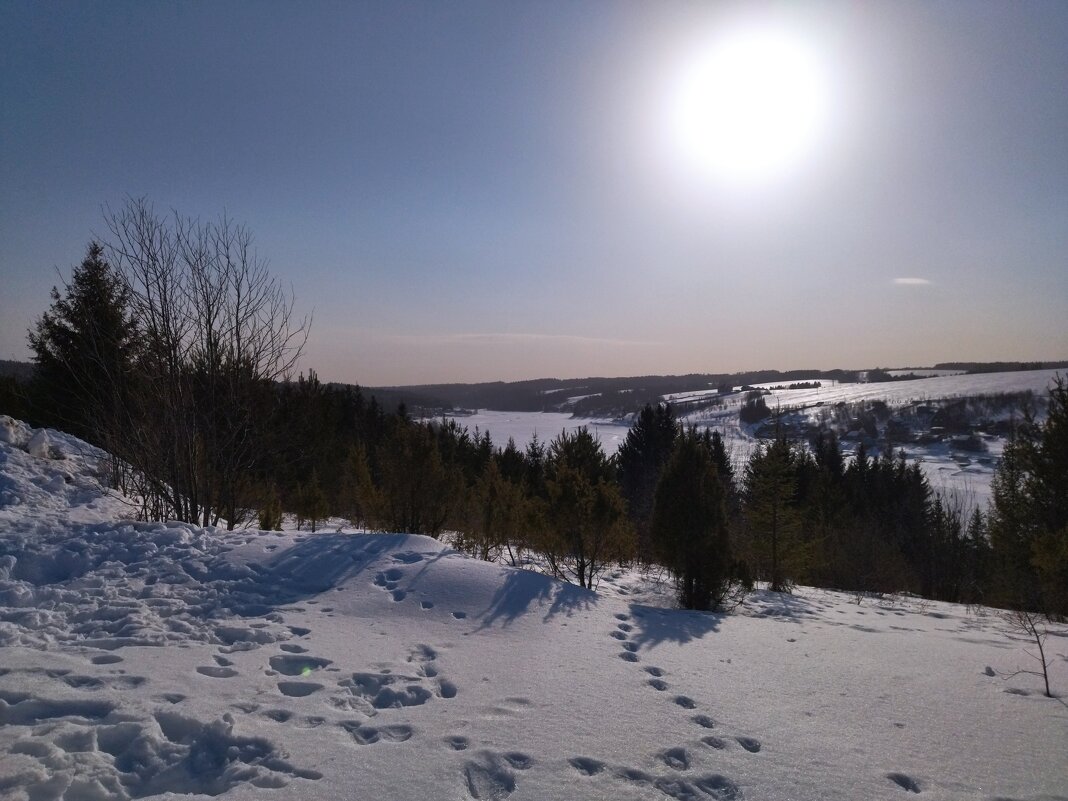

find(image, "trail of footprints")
[571,611,764,800]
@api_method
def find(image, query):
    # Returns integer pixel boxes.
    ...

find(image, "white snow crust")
[0,415,1065,801]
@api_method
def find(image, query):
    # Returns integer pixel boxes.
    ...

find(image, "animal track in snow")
[280,643,308,653]
[674,695,696,709]
[62,674,146,690]
[644,666,665,677]
[659,747,690,770]
[619,652,640,663]
[692,714,716,728]
[569,756,606,776]
[610,630,627,640]
[269,654,332,676]
[622,641,638,652]
[340,721,414,745]
[617,622,633,632]
[89,653,123,665]
[616,767,652,784]
[887,772,922,793]
[393,551,425,564]
[277,681,323,698]
[501,751,534,770]
[452,611,468,619]
[445,734,470,750]
[422,600,435,609]
[736,736,761,753]
[614,613,630,621]
[648,678,668,691]
[340,672,433,709]
[651,774,742,801]
[701,735,727,749]
[196,665,239,678]
[463,758,516,800]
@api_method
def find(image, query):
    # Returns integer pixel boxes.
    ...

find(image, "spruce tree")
[651,431,732,610]
[742,438,803,592]
[617,403,679,561]
[27,242,138,443]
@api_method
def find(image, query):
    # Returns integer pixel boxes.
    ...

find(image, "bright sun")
[666,24,831,185]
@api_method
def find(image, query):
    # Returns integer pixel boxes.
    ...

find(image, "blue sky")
[2,1,1067,385]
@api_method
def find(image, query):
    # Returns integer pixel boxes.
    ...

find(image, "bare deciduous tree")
[1000,609,1057,698]
[101,197,309,527]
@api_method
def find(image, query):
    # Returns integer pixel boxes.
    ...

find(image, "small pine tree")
[651,431,732,610]
[742,438,804,593]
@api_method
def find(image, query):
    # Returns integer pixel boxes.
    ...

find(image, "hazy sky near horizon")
[2,1,1067,386]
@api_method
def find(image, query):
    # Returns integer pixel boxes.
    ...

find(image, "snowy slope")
[0,417,1066,801]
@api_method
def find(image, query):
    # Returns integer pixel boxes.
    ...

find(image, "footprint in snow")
[659,747,690,770]
[674,696,696,709]
[464,762,514,800]
[89,653,123,665]
[886,772,922,793]
[196,666,238,678]
[644,666,665,677]
[277,681,323,697]
[445,735,470,751]
[269,654,332,676]
[735,736,761,753]
[341,721,413,745]
[648,679,668,691]
[619,652,640,663]
[610,630,627,640]
[568,756,606,776]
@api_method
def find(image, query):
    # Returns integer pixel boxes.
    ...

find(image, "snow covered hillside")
[1,417,1065,801]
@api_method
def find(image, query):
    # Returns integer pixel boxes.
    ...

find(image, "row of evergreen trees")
[12,231,1067,618]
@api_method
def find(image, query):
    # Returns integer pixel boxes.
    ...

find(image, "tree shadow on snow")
[474,569,597,630]
[625,603,723,651]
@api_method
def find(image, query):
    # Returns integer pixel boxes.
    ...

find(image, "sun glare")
[665,23,831,185]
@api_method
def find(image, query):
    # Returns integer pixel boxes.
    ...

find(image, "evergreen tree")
[742,438,804,592]
[989,378,1068,616]
[617,403,680,561]
[27,242,138,443]
[540,428,633,589]
[651,430,732,610]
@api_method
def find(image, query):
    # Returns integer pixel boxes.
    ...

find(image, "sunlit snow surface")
[1,415,1066,801]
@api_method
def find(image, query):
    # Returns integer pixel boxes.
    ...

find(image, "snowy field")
[454,370,1066,509]
[1,417,1066,801]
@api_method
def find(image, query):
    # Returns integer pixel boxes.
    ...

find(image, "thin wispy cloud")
[388,332,662,348]
[893,278,932,286]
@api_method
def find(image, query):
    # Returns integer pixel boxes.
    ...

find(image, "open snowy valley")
[445,369,1066,510]
[0,416,1065,801]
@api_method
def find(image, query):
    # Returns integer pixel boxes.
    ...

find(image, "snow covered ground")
[1,416,1066,801]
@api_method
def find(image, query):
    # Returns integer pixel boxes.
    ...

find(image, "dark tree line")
[10,200,1066,617]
